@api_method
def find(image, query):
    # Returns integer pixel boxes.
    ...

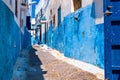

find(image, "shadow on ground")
[12,46,47,80]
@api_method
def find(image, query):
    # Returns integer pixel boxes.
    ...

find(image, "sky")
[31,0,40,18]
[32,0,40,4]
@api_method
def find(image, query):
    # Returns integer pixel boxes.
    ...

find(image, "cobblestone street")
[12,45,99,80]
[1,0,120,79]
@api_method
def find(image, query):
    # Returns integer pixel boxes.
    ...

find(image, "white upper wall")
[35,0,45,15]
[2,0,20,25]
[82,0,104,24]
[2,0,15,14]
[2,0,29,26]
[36,0,104,26]
[94,0,104,24]
[35,0,73,27]
[82,0,93,7]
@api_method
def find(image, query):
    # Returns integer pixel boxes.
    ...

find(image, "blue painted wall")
[23,27,31,48]
[46,3,104,68]
[0,1,31,80]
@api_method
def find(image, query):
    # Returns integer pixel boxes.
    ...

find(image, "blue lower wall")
[95,24,104,68]
[0,1,31,80]
[46,3,104,68]
[23,27,31,48]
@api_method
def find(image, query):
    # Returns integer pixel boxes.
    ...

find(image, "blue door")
[104,0,120,80]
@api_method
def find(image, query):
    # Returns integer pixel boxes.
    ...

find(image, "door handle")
[104,10,112,16]
[107,6,112,9]
[105,78,109,80]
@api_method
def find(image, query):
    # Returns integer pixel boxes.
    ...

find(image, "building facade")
[0,0,31,79]
[29,0,40,45]
[35,0,104,69]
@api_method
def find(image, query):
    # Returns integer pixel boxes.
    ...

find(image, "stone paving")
[12,45,99,80]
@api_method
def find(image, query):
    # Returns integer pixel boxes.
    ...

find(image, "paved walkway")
[12,45,99,80]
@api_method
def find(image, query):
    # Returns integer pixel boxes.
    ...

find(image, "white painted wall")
[94,0,104,24]
[36,0,104,30]
[82,0,104,24]
[2,0,15,14]
[82,0,93,7]
[36,0,73,29]
[2,0,28,27]
[41,23,46,34]
[35,0,45,15]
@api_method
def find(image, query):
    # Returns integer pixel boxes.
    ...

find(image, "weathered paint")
[46,3,104,68]
[23,27,31,48]
[0,1,31,80]
[95,24,104,68]
[46,24,53,47]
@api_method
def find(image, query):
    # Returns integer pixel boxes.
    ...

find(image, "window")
[20,11,23,27]
[111,0,120,2]
[22,0,27,3]
[40,9,43,16]
[53,15,56,28]
[15,0,18,17]
[73,0,82,11]
[50,9,52,15]
[21,0,27,6]
[57,6,61,26]
[49,9,52,19]
[26,16,31,30]
[50,20,52,26]
[10,0,12,5]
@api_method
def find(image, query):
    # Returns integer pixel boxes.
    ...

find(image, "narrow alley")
[12,45,98,80]
[1,0,120,80]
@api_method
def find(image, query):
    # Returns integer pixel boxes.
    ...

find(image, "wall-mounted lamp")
[21,3,26,6]
[21,1,37,6]
[37,23,41,27]
[74,13,81,22]
[29,1,37,5]
[74,17,79,21]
